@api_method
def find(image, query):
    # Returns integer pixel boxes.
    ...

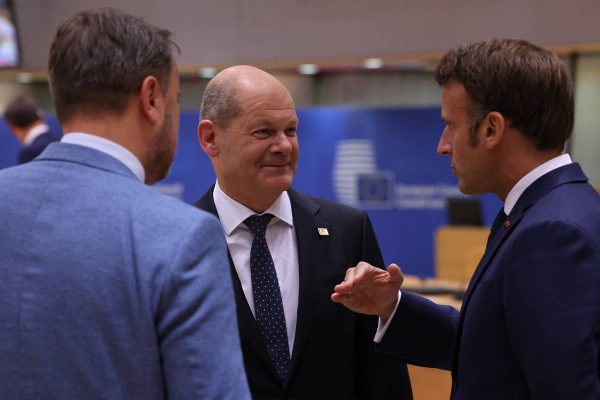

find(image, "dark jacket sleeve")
[375,291,459,371]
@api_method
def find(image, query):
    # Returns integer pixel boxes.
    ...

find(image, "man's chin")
[263,176,294,193]
[458,182,485,196]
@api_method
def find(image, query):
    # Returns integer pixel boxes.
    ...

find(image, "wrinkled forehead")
[237,85,297,126]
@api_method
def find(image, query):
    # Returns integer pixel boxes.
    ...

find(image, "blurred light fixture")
[298,64,319,75]
[363,58,384,69]
[16,72,33,83]
[198,67,218,79]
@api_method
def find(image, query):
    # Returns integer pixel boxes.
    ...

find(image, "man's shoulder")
[193,186,215,213]
[530,179,600,219]
[289,189,367,219]
[133,185,218,224]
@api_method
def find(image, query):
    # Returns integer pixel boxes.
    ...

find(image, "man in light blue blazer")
[0,8,250,400]
[333,39,600,399]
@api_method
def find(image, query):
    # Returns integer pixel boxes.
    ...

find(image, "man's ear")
[140,76,161,124]
[482,111,506,149]
[198,119,219,157]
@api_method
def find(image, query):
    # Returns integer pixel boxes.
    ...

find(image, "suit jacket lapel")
[462,210,516,304]
[195,188,277,376]
[287,189,331,374]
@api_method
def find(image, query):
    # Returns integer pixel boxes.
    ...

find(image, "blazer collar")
[35,142,138,181]
[510,162,587,219]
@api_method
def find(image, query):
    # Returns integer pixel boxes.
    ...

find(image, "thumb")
[387,263,404,287]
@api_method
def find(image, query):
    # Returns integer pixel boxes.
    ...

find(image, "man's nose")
[271,131,293,153]
[437,127,452,156]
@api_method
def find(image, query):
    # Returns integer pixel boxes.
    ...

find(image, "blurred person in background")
[3,96,58,164]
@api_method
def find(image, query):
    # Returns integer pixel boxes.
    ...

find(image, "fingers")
[343,266,356,282]
[334,267,356,294]
[334,261,375,294]
[330,292,345,303]
[330,292,363,314]
[353,261,373,281]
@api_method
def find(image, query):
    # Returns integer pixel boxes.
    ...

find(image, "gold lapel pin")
[317,228,329,236]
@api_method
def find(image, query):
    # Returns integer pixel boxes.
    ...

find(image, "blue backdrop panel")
[0,108,501,277]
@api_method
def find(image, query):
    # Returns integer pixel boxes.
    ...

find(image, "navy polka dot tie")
[244,213,290,382]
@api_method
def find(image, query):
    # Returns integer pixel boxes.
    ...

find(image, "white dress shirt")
[374,153,573,342]
[23,123,50,146]
[213,181,299,355]
[61,132,145,182]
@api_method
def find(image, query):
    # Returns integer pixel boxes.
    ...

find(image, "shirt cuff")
[373,290,402,343]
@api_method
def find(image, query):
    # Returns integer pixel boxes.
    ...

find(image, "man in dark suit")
[333,38,600,399]
[195,65,412,399]
[0,8,250,399]
[3,96,58,164]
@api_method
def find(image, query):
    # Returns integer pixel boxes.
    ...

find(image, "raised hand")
[331,262,404,321]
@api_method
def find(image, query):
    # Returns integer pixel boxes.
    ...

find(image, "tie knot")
[244,213,274,237]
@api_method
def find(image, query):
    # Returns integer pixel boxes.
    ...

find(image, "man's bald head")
[200,65,293,128]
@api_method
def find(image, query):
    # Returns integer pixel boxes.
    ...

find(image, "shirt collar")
[213,180,294,236]
[60,132,145,182]
[504,153,572,215]
[23,123,50,146]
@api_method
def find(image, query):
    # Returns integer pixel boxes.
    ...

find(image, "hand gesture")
[331,262,404,321]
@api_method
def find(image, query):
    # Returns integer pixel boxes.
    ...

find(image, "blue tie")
[244,213,290,382]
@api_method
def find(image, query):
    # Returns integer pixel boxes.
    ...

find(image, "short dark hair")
[48,8,178,123]
[3,96,42,127]
[435,38,574,151]
[200,76,243,128]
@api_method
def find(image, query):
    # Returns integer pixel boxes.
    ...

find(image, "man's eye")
[252,129,271,138]
[285,128,297,136]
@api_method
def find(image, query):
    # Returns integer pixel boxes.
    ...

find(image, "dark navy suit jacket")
[377,163,600,399]
[18,131,59,164]
[196,188,413,400]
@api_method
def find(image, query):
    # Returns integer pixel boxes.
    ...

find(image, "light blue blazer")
[0,142,250,400]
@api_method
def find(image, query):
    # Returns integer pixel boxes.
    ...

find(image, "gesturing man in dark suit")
[333,38,600,399]
[3,96,58,164]
[0,8,250,400]
[195,65,412,399]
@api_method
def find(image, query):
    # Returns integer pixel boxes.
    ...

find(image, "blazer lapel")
[462,210,516,304]
[287,190,331,374]
[194,188,277,377]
